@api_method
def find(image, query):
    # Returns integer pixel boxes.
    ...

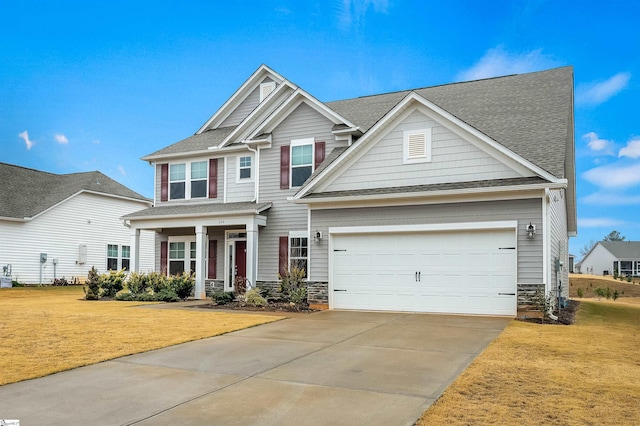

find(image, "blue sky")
[1,0,638,257]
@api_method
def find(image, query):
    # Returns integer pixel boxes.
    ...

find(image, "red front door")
[235,241,247,279]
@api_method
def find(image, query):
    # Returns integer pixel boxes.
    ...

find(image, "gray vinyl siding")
[309,198,543,284]
[324,110,526,192]
[155,157,224,205]
[548,189,569,298]
[257,103,340,281]
[226,155,256,203]
[220,77,274,128]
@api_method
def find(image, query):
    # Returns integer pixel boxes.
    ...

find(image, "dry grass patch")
[570,274,640,298]
[0,286,281,385]
[418,300,640,426]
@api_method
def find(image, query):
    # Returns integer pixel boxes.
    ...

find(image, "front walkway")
[0,311,510,425]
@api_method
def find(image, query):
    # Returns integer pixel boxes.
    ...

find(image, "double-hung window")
[238,156,252,180]
[190,242,197,273]
[107,245,119,271]
[169,164,186,199]
[291,138,314,187]
[289,233,308,278]
[121,246,131,270]
[190,161,207,198]
[169,242,186,276]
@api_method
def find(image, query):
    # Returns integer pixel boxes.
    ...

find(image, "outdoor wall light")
[314,230,322,244]
[526,222,536,239]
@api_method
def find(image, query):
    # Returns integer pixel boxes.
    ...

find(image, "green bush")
[99,269,126,298]
[613,290,619,301]
[155,289,180,302]
[576,288,584,298]
[147,271,169,294]
[627,275,632,283]
[594,287,612,299]
[126,271,148,295]
[279,263,307,308]
[115,291,136,301]
[11,281,24,287]
[168,272,194,300]
[212,291,233,305]
[245,289,267,307]
[84,267,101,300]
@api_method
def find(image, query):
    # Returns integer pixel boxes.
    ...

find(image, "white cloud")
[581,192,640,206]
[583,132,615,155]
[583,163,640,188]
[578,217,626,228]
[18,130,34,150]
[117,165,126,176]
[575,72,631,106]
[457,47,558,81]
[54,134,68,144]
[619,138,640,159]
[339,0,389,30]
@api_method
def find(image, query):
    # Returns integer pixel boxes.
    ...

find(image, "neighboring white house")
[579,241,640,276]
[124,64,576,316]
[0,162,155,284]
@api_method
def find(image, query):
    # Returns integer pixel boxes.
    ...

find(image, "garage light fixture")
[314,230,322,244]
[526,222,536,239]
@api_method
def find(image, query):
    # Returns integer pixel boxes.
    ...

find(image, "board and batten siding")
[257,102,342,281]
[0,192,154,284]
[226,155,255,203]
[323,110,527,193]
[309,198,543,284]
[220,77,274,128]
[548,188,570,298]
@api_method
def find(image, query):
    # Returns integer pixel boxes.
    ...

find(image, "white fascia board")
[293,92,561,200]
[217,81,295,148]
[246,88,358,140]
[294,183,557,207]
[0,216,28,222]
[197,65,286,134]
[330,220,518,235]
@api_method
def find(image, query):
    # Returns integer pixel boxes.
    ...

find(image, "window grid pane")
[291,145,312,166]
[169,242,185,259]
[190,242,196,258]
[122,246,130,259]
[239,156,251,168]
[107,245,118,257]
[191,161,207,179]
[169,164,186,182]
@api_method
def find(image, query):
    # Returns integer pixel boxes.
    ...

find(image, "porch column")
[246,219,258,290]
[130,228,141,273]
[195,225,207,299]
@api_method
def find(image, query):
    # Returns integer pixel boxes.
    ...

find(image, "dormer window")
[260,81,276,102]
[403,128,432,164]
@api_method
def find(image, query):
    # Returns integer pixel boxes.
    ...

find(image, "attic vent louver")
[407,133,427,159]
[403,128,432,164]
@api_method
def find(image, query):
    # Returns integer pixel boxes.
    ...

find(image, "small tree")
[279,262,307,309]
[84,267,101,300]
[603,230,625,241]
[530,287,554,324]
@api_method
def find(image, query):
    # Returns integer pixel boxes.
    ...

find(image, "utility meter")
[40,253,48,264]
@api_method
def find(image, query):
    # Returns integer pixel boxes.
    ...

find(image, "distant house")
[0,162,154,284]
[579,241,640,276]
[124,64,576,316]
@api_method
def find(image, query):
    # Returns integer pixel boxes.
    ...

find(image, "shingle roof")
[0,162,149,220]
[327,67,573,178]
[142,127,235,159]
[303,177,548,199]
[121,201,272,220]
[600,241,640,259]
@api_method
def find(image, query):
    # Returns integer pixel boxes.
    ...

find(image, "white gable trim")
[197,65,285,134]
[246,88,358,140]
[293,92,560,200]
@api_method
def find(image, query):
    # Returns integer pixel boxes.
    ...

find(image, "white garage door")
[331,228,516,315]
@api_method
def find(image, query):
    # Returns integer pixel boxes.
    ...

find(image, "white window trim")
[403,128,432,164]
[290,138,315,188]
[236,155,254,183]
[168,161,209,201]
[288,230,309,279]
[260,81,276,102]
[106,244,131,271]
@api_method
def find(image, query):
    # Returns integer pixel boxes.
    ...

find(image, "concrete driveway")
[0,310,509,425]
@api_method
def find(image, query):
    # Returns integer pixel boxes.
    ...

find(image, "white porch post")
[246,219,258,290]
[130,228,141,273]
[195,225,207,299]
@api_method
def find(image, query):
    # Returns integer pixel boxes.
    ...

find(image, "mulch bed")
[518,299,580,325]
[192,301,319,313]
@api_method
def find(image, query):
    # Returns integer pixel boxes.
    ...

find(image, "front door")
[225,232,247,291]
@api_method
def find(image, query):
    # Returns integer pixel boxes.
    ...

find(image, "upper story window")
[169,164,186,199]
[260,81,276,102]
[169,161,208,200]
[403,128,432,164]
[291,138,314,187]
[238,156,252,180]
[190,161,208,198]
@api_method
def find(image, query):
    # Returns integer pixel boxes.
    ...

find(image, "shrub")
[594,287,612,299]
[11,281,24,287]
[168,272,194,300]
[115,291,136,301]
[212,291,234,305]
[530,287,554,323]
[52,277,69,286]
[614,272,618,280]
[627,275,632,283]
[147,271,169,294]
[234,276,247,295]
[245,289,267,307]
[136,293,159,302]
[576,288,584,298]
[126,271,148,295]
[613,290,619,301]
[155,289,180,302]
[279,263,307,308]
[84,267,101,300]
[99,269,126,298]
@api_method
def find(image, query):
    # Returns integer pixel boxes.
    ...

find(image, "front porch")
[122,202,271,299]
